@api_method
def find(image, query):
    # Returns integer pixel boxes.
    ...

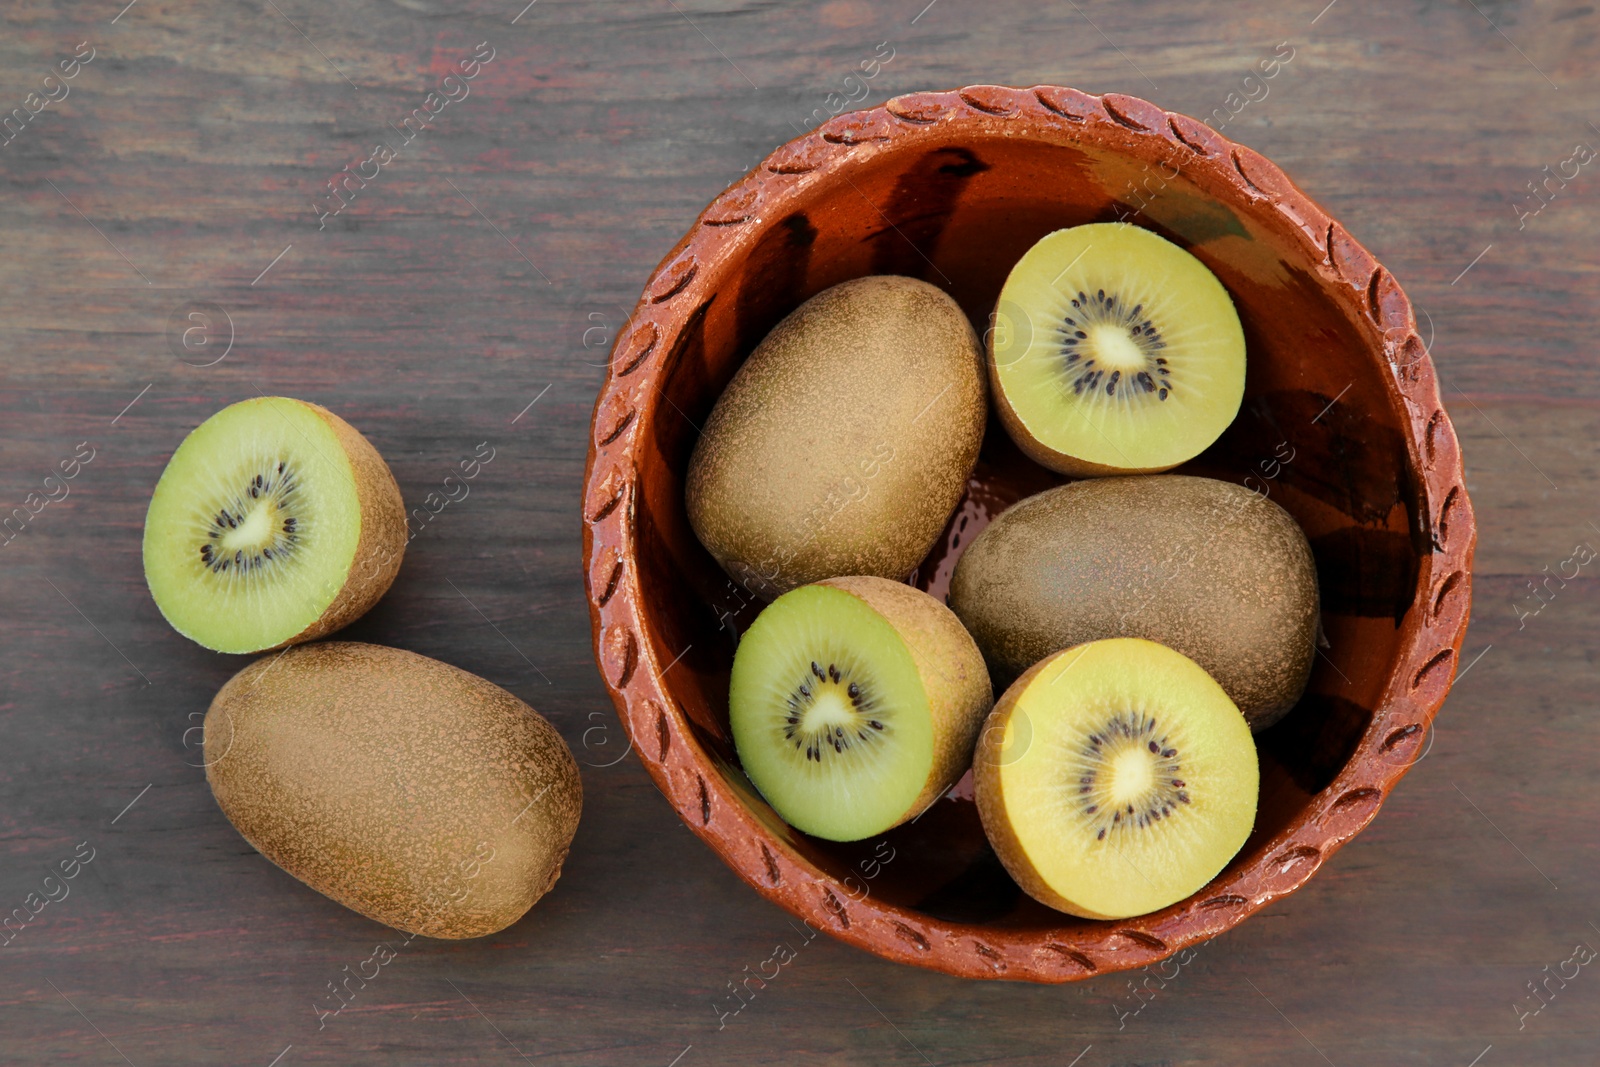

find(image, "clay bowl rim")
[582,84,1477,983]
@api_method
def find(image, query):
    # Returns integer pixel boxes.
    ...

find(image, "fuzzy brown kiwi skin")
[972,654,1108,918]
[819,576,993,823]
[687,276,987,601]
[950,476,1318,731]
[272,402,408,650]
[204,642,582,939]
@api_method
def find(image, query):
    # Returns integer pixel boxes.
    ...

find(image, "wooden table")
[1,1,1595,1063]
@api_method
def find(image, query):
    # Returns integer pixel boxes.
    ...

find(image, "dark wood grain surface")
[1,1,1596,1064]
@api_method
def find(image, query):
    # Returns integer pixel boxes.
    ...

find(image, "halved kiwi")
[974,638,1258,919]
[989,223,1246,475]
[729,576,992,842]
[142,397,406,654]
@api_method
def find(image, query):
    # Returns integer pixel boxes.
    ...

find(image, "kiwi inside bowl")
[582,85,1475,982]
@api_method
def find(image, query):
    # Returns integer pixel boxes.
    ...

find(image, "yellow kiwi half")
[974,638,1258,920]
[989,223,1245,476]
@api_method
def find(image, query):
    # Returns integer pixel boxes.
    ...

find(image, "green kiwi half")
[142,397,406,654]
[729,576,991,842]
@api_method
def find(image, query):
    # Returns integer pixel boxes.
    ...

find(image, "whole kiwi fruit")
[949,475,1319,731]
[204,642,582,938]
[686,275,987,600]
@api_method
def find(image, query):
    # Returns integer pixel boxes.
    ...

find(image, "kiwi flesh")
[974,638,1258,919]
[729,576,992,842]
[988,223,1245,476]
[143,397,406,654]
[687,276,987,600]
[205,642,582,939]
[949,475,1318,731]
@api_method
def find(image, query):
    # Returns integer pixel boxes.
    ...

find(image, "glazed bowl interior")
[596,89,1468,974]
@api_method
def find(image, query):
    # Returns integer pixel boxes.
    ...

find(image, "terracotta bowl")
[582,85,1476,982]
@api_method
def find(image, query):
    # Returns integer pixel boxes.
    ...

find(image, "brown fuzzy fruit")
[204,642,582,939]
[686,276,987,600]
[950,475,1319,731]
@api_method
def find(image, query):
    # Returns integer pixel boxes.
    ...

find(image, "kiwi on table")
[729,576,992,842]
[687,276,987,601]
[205,642,582,939]
[949,475,1318,732]
[974,638,1259,920]
[142,396,406,654]
[988,222,1245,476]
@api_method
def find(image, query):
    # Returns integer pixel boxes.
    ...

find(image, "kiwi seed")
[1070,711,1189,842]
[1056,289,1173,401]
[781,659,888,762]
[198,462,305,575]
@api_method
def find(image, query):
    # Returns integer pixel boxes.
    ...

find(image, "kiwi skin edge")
[817,576,993,826]
[274,402,408,650]
[973,653,1092,916]
[987,376,1176,477]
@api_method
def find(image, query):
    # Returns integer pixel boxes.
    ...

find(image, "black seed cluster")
[1072,710,1189,842]
[1055,289,1173,401]
[199,460,302,575]
[782,659,885,762]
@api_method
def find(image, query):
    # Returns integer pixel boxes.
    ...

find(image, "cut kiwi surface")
[143,397,406,654]
[974,638,1258,919]
[989,223,1246,476]
[729,576,991,842]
